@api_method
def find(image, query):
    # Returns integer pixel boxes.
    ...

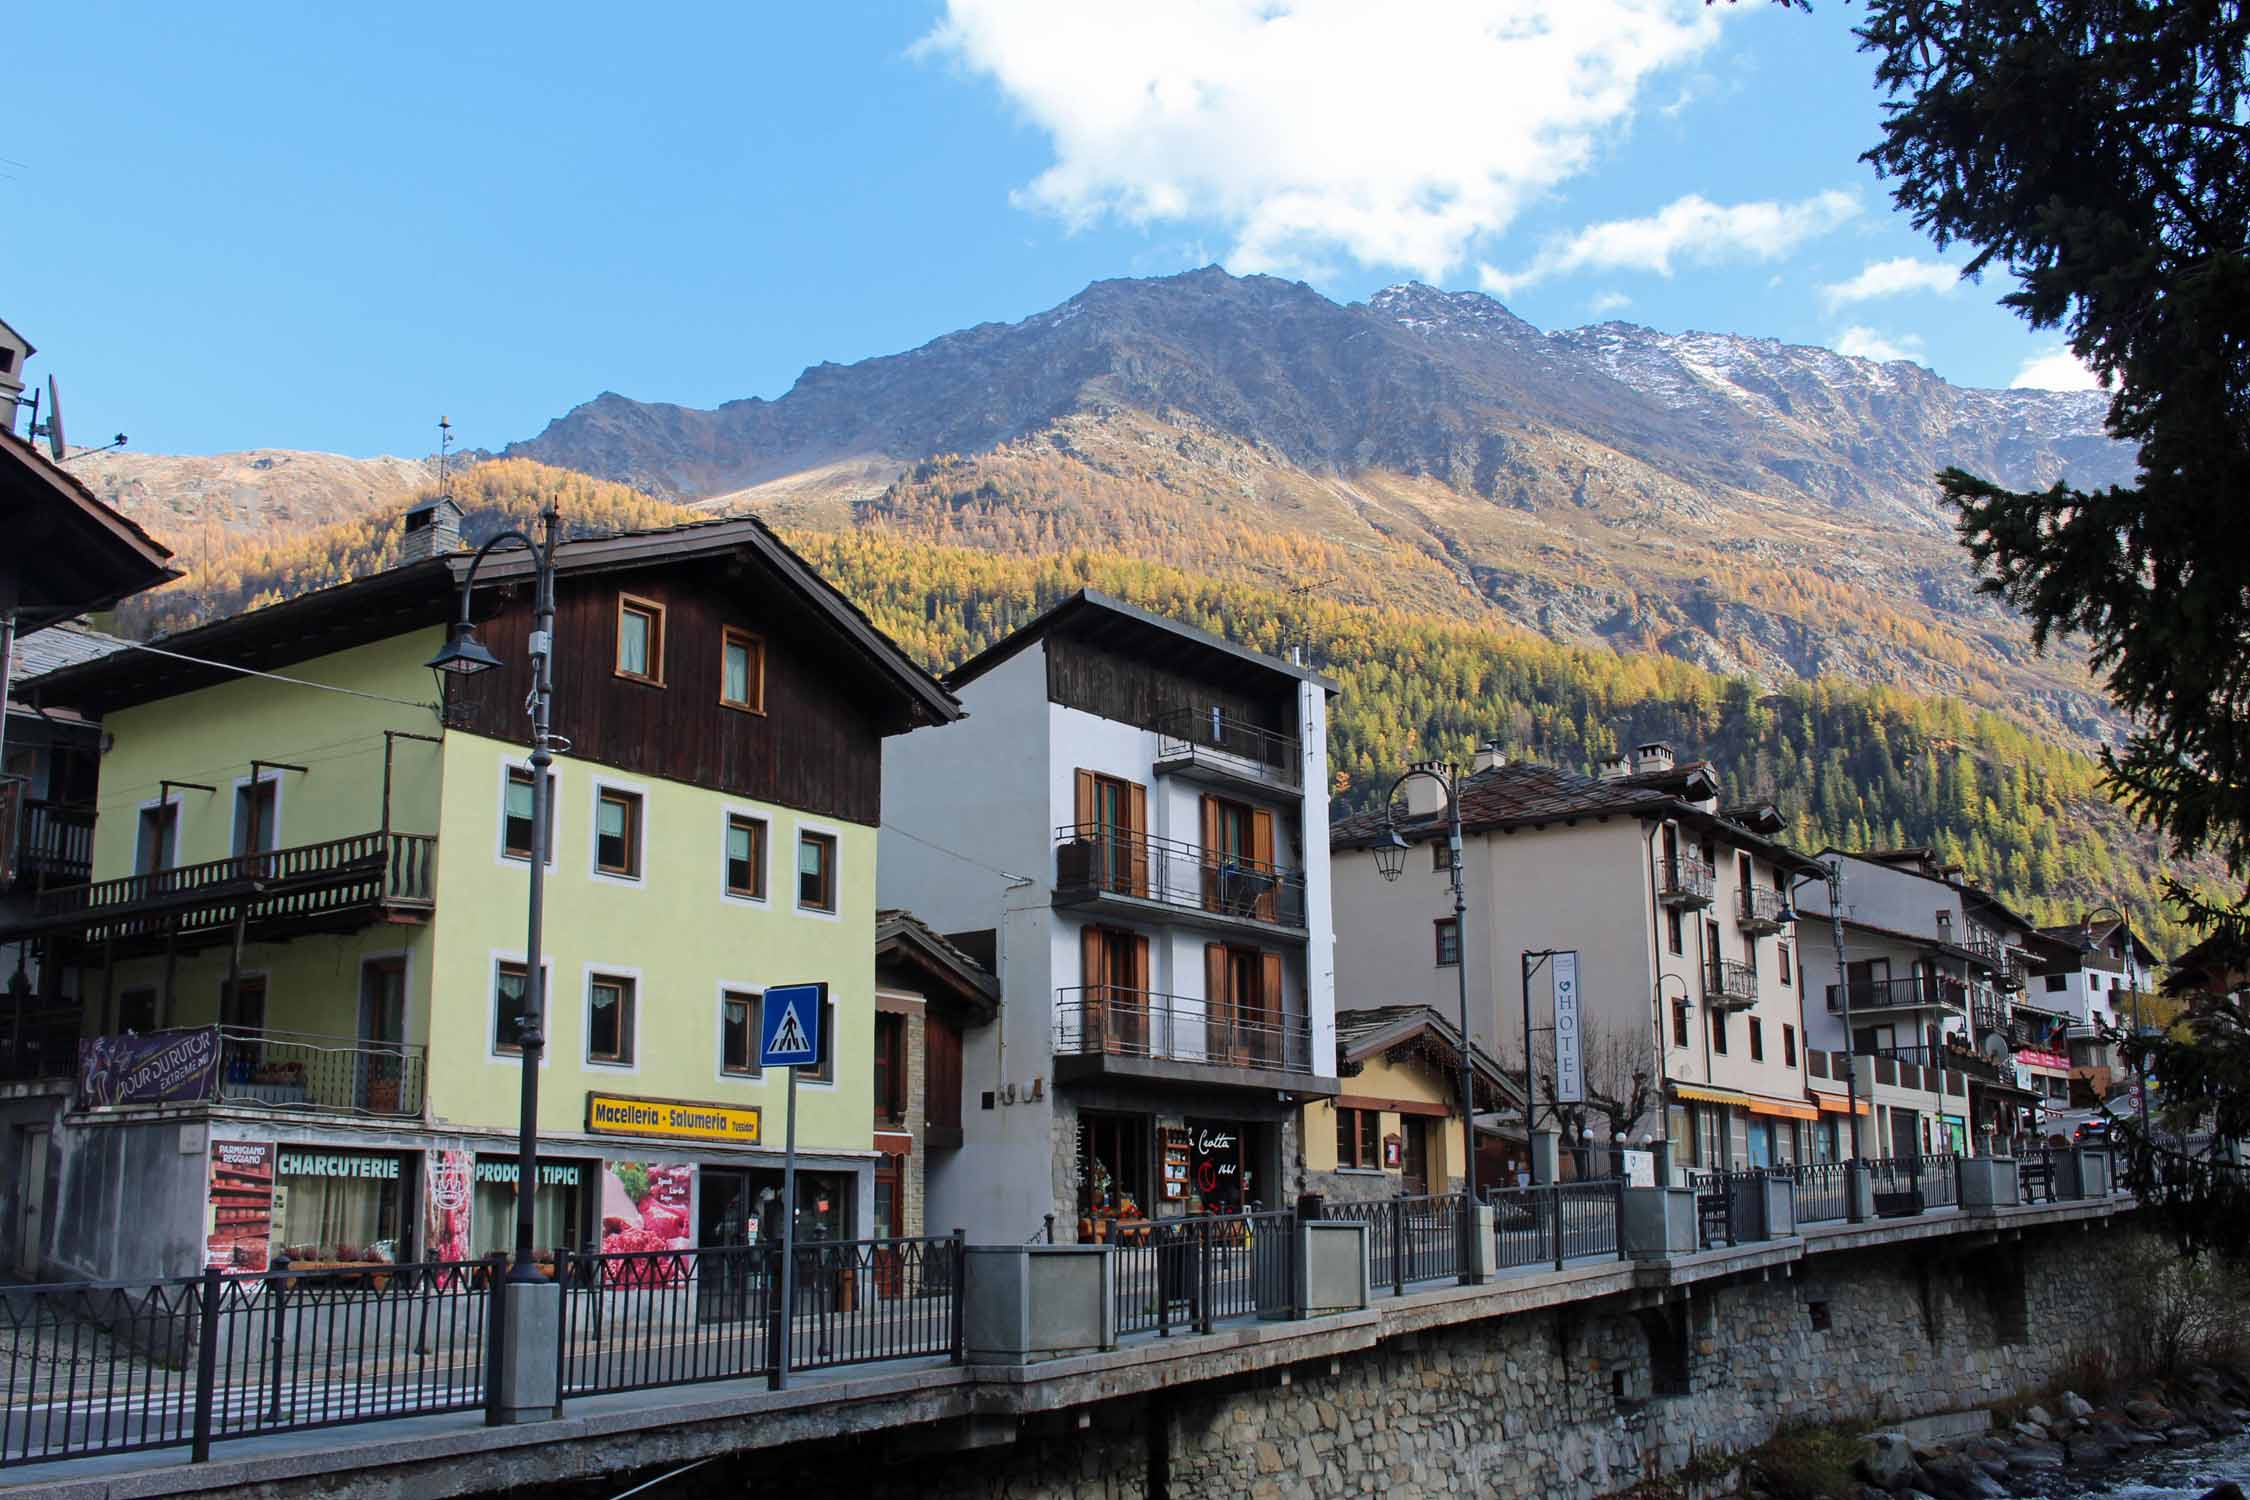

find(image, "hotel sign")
[586,1092,762,1146]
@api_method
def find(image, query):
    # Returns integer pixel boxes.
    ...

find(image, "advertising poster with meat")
[206,1141,275,1275]
[599,1160,693,1284]
[425,1149,472,1270]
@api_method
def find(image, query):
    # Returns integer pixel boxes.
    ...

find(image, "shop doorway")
[1077,1111,1152,1237]
[1400,1118,1430,1196]
[16,1128,47,1275]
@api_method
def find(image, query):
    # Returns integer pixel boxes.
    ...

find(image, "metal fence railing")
[0,1259,489,1471]
[1867,1154,1959,1215]
[558,1234,963,1396]
[1111,1211,1296,1337]
[1790,1161,1852,1224]
[1323,1195,1466,1294]
[1488,1181,1624,1270]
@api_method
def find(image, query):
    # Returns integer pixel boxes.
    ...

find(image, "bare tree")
[1531,1020,1660,1175]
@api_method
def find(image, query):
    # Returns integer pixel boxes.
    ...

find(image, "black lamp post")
[428,502,560,1284]
[2078,905,2149,1140]
[1373,765,1479,1254]
[1790,859,1865,1183]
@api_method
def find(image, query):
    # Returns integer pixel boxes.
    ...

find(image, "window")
[721,991,760,1078]
[493,962,531,1055]
[874,1012,906,1122]
[118,987,158,1033]
[1711,1009,1728,1055]
[224,975,267,1032]
[615,594,665,684]
[1336,1107,1382,1169]
[804,994,837,1084]
[1779,945,1793,987]
[1748,1018,1765,1061]
[1666,908,1684,956]
[595,788,642,878]
[587,974,635,1065]
[1672,1000,1690,1048]
[1431,841,1453,873]
[1783,1023,1797,1068]
[720,627,765,712]
[1434,917,1461,966]
[797,831,836,912]
[233,777,278,855]
[502,767,554,862]
[135,802,178,874]
[2044,973,2067,993]
[725,814,767,899]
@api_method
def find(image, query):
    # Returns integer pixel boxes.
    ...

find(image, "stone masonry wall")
[556,1221,2153,1500]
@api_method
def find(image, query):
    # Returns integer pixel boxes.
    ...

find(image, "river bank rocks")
[1845,1368,2250,1500]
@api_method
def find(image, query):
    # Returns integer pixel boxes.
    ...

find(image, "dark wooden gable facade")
[1045,634,1291,737]
[444,553,893,825]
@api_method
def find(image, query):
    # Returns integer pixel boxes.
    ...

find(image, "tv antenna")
[437,415,453,498]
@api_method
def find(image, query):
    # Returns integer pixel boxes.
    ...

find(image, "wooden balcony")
[1,832,436,956]
[0,778,95,889]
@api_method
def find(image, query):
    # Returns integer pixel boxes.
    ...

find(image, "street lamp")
[428,502,561,1284]
[1374,765,1480,1246]
[1791,859,1865,1178]
[2078,905,2150,1140]
[1653,971,1691,1182]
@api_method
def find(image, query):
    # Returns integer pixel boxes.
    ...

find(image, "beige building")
[1331,744,1825,1177]
[1302,1005,1521,1202]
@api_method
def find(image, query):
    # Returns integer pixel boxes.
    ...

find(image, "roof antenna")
[437,415,453,499]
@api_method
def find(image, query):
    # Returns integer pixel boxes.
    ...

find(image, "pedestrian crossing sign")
[760,982,823,1068]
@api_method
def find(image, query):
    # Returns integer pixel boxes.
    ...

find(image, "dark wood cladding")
[1045,635,1287,735]
[444,556,886,825]
[924,1018,964,1145]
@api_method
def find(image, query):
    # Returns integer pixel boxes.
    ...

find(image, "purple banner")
[78,1027,220,1108]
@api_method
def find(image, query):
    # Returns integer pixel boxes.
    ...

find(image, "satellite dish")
[44,375,64,460]
[1981,1029,2010,1063]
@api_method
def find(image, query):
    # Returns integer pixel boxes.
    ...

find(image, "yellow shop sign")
[585,1092,762,1146]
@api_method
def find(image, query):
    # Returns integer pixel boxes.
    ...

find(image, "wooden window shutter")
[1259,951,1286,1068]
[1082,925,1108,1052]
[1130,934,1151,1053]
[1199,795,1222,911]
[1074,769,1096,833]
[1128,781,1149,896]
[1251,809,1277,920]
[1204,943,1230,1060]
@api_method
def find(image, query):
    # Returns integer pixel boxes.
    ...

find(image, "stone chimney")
[1598,754,1630,781]
[1403,760,1447,817]
[1470,740,1505,774]
[1633,741,1676,774]
[400,495,464,564]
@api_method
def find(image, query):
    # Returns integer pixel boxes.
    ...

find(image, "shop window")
[502,767,554,862]
[493,961,531,1056]
[1336,1107,1381,1169]
[273,1149,406,1268]
[596,788,643,879]
[874,1012,906,1123]
[135,802,178,874]
[587,974,635,1065]
[720,626,765,713]
[797,830,836,913]
[470,1156,587,1261]
[725,814,767,899]
[1434,917,1461,967]
[1749,1018,1765,1062]
[1078,1111,1151,1226]
[616,593,665,684]
[1783,1024,1797,1068]
[721,991,760,1077]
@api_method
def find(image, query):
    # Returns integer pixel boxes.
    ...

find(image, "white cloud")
[2009,344,2106,392]
[918,0,1733,280]
[1588,290,1632,315]
[1820,257,1960,308]
[1479,189,1860,294]
[1834,326,1925,363]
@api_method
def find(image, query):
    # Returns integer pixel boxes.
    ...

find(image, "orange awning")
[1749,1099,1821,1122]
[1815,1094,1872,1117]
[1671,1084,1752,1108]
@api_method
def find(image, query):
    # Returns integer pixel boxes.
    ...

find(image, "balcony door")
[1846,957,1890,1007]
[1204,943,1283,1068]
[1200,795,1277,920]
[1073,770,1147,897]
[1080,925,1149,1055]
[358,958,407,1113]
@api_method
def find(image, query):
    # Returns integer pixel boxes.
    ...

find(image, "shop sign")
[1190,1125,1244,1208]
[1552,951,1583,1104]
[474,1159,585,1187]
[586,1091,760,1145]
[206,1140,275,1276]
[426,1149,472,1266]
[80,1027,219,1109]
[278,1151,401,1179]
[1619,1149,1656,1188]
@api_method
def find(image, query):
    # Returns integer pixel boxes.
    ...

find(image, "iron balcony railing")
[1053,987,1316,1075]
[1151,708,1301,791]
[1053,825,1307,930]
[1997,951,2031,992]
[1825,973,1968,1014]
[1704,957,1758,1010]
[77,1026,425,1118]
[11,832,437,948]
[1737,884,1788,933]
[0,779,96,888]
[1658,854,1714,908]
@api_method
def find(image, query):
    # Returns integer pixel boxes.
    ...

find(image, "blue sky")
[5,2,2095,459]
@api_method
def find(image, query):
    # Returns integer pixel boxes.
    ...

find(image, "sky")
[4,1,2101,459]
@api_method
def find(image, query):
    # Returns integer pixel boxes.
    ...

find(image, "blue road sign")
[760,982,823,1069]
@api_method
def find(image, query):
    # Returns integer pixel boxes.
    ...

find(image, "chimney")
[400,495,464,564]
[1403,761,1447,817]
[1598,754,1630,781]
[1470,740,1505,774]
[1633,741,1675,774]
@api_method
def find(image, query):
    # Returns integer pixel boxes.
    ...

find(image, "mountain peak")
[1367,282,1541,343]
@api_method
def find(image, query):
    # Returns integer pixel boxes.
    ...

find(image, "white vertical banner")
[1552,951,1583,1104]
